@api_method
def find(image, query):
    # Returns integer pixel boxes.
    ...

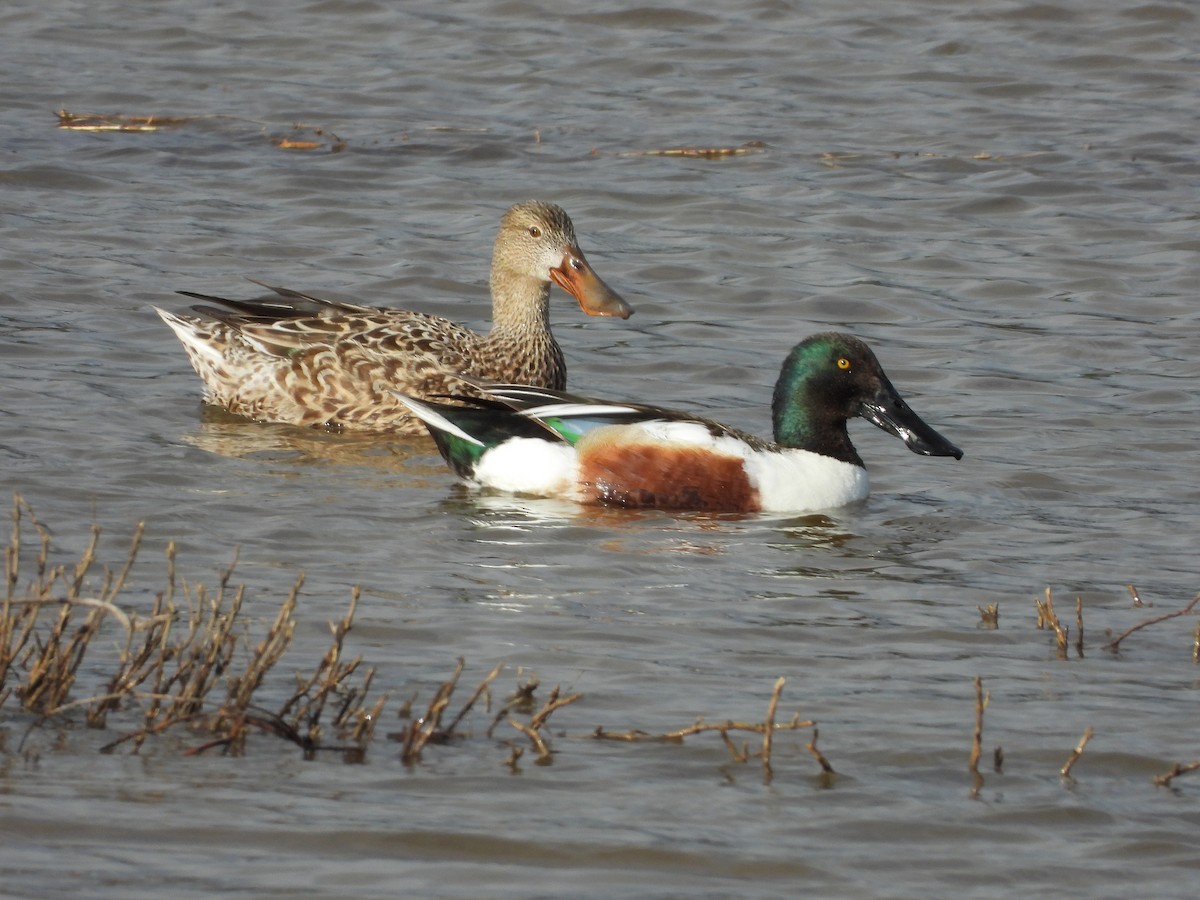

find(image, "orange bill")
[549,248,633,319]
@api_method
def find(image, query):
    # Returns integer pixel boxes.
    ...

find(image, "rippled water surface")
[3,1,1200,897]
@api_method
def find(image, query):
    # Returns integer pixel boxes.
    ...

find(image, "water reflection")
[182,407,434,472]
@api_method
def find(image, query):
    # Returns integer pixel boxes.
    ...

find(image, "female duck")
[399,332,962,513]
[157,201,632,433]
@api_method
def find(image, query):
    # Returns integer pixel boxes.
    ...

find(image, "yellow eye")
[837,357,851,370]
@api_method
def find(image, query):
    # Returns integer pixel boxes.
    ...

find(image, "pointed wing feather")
[175,283,484,366]
[395,393,568,477]
[472,383,773,449]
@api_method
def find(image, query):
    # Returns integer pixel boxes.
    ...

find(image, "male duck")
[398,332,962,513]
[156,201,633,433]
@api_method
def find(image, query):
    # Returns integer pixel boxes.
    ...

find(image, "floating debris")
[821,148,1048,168]
[613,140,767,159]
[272,125,346,153]
[55,108,346,152]
[55,109,195,132]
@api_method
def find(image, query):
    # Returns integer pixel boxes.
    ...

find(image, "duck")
[396,332,962,513]
[156,200,633,433]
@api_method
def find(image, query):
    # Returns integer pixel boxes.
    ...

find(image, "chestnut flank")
[578,441,760,512]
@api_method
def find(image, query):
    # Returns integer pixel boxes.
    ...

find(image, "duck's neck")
[480,266,564,388]
[771,366,864,467]
[487,265,553,337]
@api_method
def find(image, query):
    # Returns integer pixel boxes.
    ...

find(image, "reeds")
[3,498,822,781]
[1035,587,1071,659]
[1027,584,1200,659]
[8,497,1200,791]
[3,496,379,758]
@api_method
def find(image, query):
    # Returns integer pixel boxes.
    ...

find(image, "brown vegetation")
[2,496,822,783]
[7,495,1199,790]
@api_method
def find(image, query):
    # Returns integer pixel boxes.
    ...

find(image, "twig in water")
[806,726,835,775]
[1153,760,1200,788]
[510,719,552,764]
[443,661,504,737]
[969,676,990,794]
[528,685,583,732]
[1104,591,1200,654]
[486,672,539,738]
[761,676,785,783]
[1035,588,1069,659]
[1060,726,1094,779]
[505,744,524,773]
[499,684,584,767]
[276,587,384,753]
[591,679,819,782]
[1075,596,1085,658]
[399,658,464,764]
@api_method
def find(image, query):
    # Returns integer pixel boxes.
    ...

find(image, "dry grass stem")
[393,660,512,764]
[510,719,552,763]
[442,661,504,738]
[977,603,999,628]
[1035,587,1069,658]
[528,685,584,732]
[276,586,387,753]
[761,676,785,783]
[399,658,464,764]
[968,676,990,778]
[1075,596,1085,658]
[224,575,298,712]
[1060,726,1095,779]
[806,726,835,775]
[1127,584,1144,608]
[1104,591,1200,654]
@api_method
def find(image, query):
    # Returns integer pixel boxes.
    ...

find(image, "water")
[3,0,1200,896]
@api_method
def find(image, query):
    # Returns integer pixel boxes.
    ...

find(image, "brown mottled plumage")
[157,201,632,433]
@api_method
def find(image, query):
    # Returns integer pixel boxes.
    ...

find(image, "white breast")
[743,448,869,513]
